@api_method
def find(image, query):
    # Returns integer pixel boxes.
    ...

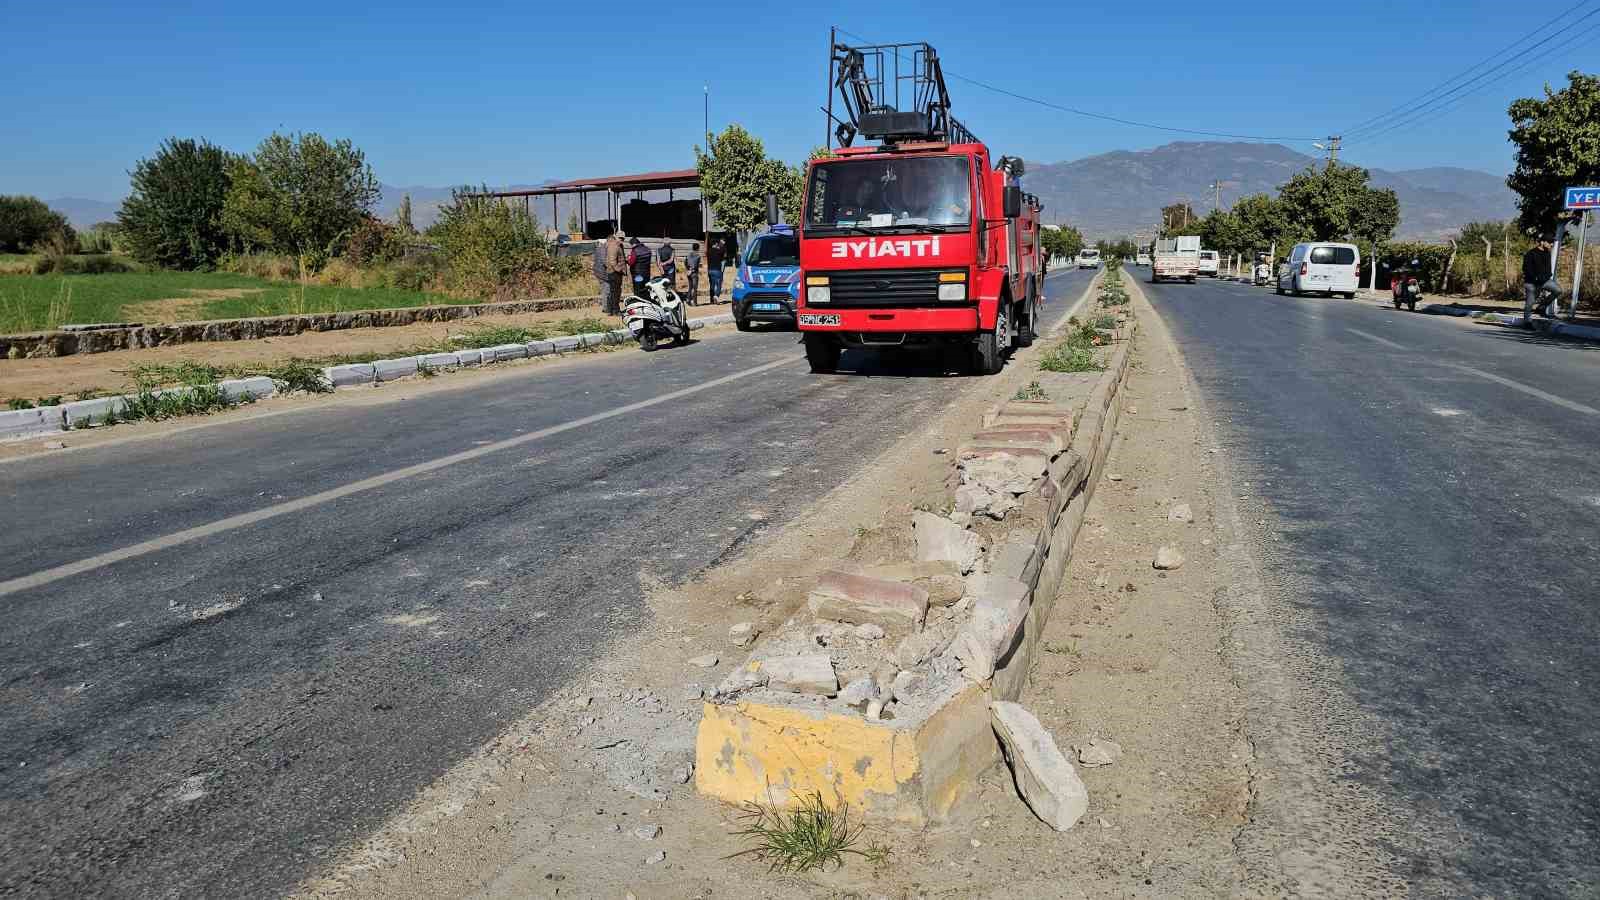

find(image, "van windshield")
[805,155,972,234]
[1310,246,1356,264]
[745,234,798,267]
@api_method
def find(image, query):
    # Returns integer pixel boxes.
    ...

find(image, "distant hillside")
[1024,141,1516,241]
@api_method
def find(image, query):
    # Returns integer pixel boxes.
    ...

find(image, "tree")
[222,132,380,267]
[0,195,73,253]
[565,209,580,235]
[1041,224,1084,261]
[696,125,795,232]
[1160,201,1197,237]
[427,186,555,297]
[1277,163,1399,246]
[1230,193,1298,256]
[116,138,236,269]
[395,194,416,235]
[1197,209,1246,257]
[1508,71,1600,235]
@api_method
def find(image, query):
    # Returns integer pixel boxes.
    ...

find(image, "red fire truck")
[795,41,1044,375]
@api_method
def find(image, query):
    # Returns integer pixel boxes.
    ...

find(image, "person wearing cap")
[707,237,727,302]
[603,230,627,315]
[1522,236,1554,327]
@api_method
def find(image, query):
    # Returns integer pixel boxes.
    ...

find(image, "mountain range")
[48,141,1515,242]
[1024,142,1516,240]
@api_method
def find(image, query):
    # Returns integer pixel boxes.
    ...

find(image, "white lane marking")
[1347,328,1407,349]
[0,354,801,599]
[1440,362,1600,417]
[1432,408,1464,417]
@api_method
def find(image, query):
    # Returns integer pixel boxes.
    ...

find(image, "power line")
[833,26,1322,144]
[1344,2,1600,138]
[1350,18,1600,145]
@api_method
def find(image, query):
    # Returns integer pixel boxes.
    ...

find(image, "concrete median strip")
[694,287,1138,824]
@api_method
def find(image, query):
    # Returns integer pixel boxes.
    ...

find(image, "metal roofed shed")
[470,169,715,242]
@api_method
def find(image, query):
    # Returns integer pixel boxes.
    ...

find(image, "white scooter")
[623,276,691,351]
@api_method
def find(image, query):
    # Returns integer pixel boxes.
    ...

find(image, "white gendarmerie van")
[1277,242,1360,298]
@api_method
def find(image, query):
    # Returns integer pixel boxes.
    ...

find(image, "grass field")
[0,271,478,333]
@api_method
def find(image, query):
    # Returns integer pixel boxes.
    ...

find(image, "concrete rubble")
[1168,502,1194,524]
[760,654,838,696]
[808,570,929,635]
[1153,546,1185,570]
[912,511,984,574]
[991,701,1089,832]
[1074,738,1123,768]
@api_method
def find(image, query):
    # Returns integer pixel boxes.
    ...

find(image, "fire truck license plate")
[799,314,840,326]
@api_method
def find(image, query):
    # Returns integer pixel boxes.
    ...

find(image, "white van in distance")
[1076,248,1101,269]
[1277,242,1360,298]
[1197,250,1220,277]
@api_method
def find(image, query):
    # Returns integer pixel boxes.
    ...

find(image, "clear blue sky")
[5,0,1596,201]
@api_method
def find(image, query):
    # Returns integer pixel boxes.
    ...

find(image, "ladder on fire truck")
[827,40,980,148]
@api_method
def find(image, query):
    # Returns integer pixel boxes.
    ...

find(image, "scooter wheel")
[640,329,659,352]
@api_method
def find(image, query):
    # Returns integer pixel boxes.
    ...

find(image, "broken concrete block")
[954,482,1019,521]
[838,677,880,707]
[891,670,927,701]
[959,427,1065,458]
[981,401,1075,431]
[958,449,1050,495]
[1168,503,1194,524]
[687,653,718,668]
[854,623,886,641]
[991,701,1088,832]
[966,572,1031,657]
[855,561,966,607]
[891,622,954,669]
[728,622,757,646]
[1154,546,1185,570]
[1074,739,1123,768]
[912,511,983,574]
[987,532,1040,585]
[760,654,838,696]
[714,663,768,696]
[949,626,996,681]
[809,570,929,634]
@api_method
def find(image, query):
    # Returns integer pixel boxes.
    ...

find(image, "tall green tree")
[117,138,236,269]
[222,132,380,267]
[1508,71,1600,235]
[0,195,73,253]
[1197,209,1245,257]
[1277,163,1399,245]
[1041,224,1085,261]
[1230,193,1298,255]
[695,125,795,232]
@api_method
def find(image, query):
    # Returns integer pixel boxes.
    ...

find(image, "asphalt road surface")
[1142,271,1600,896]
[0,267,1094,898]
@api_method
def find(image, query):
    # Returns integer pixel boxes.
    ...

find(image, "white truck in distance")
[1198,249,1220,277]
[1151,236,1200,283]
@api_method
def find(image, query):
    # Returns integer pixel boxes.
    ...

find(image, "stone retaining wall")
[694,310,1138,824]
[0,294,599,359]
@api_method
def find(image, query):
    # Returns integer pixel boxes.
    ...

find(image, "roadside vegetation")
[729,792,889,874]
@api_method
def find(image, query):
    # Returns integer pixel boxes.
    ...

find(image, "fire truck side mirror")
[1002,185,1023,219]
[765,193,779,227]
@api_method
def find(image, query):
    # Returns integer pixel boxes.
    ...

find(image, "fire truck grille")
[823,269,959,307]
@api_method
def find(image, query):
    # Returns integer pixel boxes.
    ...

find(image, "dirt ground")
[0,300,733,400]
[292,278,1262,898]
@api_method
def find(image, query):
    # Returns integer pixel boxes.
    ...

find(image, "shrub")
[222,132,380,268]
[344,216,404,267]
[217,251,300,281]
[428,187,569,299]
[118,138,238,270]
[33,254,137,275]
[0,196,73,253]
[1039,345,1103,373]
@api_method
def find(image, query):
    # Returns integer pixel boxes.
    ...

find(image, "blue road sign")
[1565,186,1600,210]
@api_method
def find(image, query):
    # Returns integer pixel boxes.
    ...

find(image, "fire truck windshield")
[805,155,971,234]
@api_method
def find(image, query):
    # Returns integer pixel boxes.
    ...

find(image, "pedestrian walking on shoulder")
[1523,236,1553,328]
[592,236,610,314]
[685,243,702,305]
[604,231,627,315]
[707,237,727,302]
[628,236,653,301]
[657,241,676,293]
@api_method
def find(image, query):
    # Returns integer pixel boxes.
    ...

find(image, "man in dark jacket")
[629,237,653,300]
[657,241,676,292]
[1522,237,1553,326]
[685,243,702,305]
[707,237,727,302]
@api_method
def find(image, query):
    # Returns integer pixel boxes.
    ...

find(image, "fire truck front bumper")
[796,306,980,344]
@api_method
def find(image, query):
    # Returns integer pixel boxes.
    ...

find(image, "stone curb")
[1479,312,1600,343]
[2,313,736,442]
[314,313,736,388]
[694,281,1138,823]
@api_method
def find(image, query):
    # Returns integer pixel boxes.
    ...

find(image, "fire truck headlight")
[938,283,967,301]
[807,286,831,303]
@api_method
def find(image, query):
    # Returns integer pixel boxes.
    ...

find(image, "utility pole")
[1209,180,1223,212]
[1324,136,1341,170]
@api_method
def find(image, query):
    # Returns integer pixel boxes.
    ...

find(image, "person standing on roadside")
[707,237,727,303]
[629,236,653,301]
[685,243,702,306]
[1523,236,1553,327]
[603,230,627,315]
[592,235,611,314]
[657,241,676,295]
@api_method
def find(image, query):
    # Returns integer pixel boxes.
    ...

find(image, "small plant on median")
[1039,344,1104,373]
[6,398,34,410]
[728,791,887,874]
[264,359,332,394]
[1014,380,1048,401]
[1090,313,1118,331]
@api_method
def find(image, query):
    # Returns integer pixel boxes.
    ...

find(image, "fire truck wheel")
[804,334,840,373]
[1017,299,1038,347]
[972,306,1007,375]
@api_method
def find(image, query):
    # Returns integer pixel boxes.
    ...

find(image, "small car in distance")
[1135,252,1151,266]
[1076,248,1102,269]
